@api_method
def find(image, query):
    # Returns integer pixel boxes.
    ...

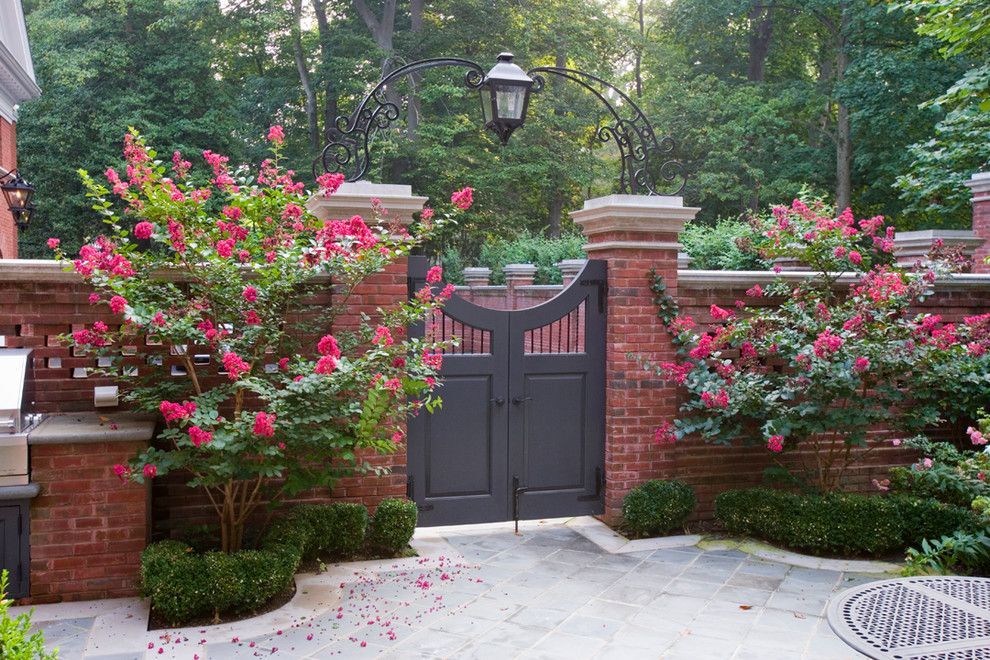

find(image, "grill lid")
[0,349,32,433]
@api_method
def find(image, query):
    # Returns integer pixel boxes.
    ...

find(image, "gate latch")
[512,474,530,535]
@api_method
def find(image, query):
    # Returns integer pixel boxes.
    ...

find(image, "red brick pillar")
[571,194,700,524]
[968,172,990,273]
[307,183,426,510]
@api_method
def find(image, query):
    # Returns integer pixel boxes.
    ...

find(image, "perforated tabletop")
[827,576,990,659]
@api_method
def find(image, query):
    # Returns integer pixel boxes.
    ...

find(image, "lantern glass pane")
[494,84,526,121]
[480,89,494,124]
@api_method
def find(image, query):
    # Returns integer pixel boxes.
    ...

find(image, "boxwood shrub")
[714,488,978,557]
[622,480,696,538]
[367,498,418,554]
[142,502,371,625]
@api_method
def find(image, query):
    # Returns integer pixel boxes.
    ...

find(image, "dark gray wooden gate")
[407,257,606,526]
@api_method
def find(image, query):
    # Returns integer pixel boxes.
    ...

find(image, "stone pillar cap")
[307,181,428,225]
[557,258,588,268]
[463,266,493,274]
[570,194,701,237]
[502,263,538,276]
[966,171,990,196]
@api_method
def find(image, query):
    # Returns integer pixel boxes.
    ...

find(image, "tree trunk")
[408,0,424,140]
[311,0,338,137]
[835,3,852,211]
[547,48,567,238]
[634,0,644,98]
[291,0,319,151]
[747,3,774,82]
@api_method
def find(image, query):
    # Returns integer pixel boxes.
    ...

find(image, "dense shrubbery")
[714,488,976,557]
[887,435,990,574]
[367,498,418,554]
[622,480,696,538]
[142,499,416,625]
[681,217,771,271]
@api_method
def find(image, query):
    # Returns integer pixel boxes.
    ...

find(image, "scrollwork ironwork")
[314,58,486,182]
[527,66,686,196]
[314,56,686,197]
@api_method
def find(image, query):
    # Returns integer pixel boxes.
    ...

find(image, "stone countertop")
[0,483,40,500]
[27,413,157,445]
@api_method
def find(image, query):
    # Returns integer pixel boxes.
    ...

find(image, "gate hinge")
[407,475,434,511]
[580,278,607,314]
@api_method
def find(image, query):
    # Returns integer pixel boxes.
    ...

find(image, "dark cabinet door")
[0,503,27,599]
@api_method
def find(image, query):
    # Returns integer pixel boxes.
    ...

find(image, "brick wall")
[0,118,16,259]
[26,440,148,604]
[970,173,990,273]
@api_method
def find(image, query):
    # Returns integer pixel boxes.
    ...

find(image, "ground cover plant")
[48,127,471,553]
[644,198,990,493]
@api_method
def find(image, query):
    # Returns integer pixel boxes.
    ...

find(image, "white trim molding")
[0,1,41,122]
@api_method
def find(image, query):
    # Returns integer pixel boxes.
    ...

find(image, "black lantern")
[0,169,35,231]
[479,53,535,145]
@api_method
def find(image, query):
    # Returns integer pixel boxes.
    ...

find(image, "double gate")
[407,257,606,526]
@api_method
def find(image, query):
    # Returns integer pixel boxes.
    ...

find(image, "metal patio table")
[827,576,990,659]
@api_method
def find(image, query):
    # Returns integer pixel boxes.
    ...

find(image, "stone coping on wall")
[28,412,157,445]
[0,259,336,283]
[678,269,990,290]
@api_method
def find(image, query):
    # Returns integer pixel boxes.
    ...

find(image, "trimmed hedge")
[715,488,978,557]
[367,498,418,554]
[141,501,381,626]
[622,480,696,538]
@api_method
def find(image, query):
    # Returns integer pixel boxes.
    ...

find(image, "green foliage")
[476,233,586,285]
[367,498,418,554]
[889,437,990,508]
[904,530,990,576]
[141,502,384,625]
[0,570,57,660]
[715,488,974,557]
[621,480,696,538]
[681,216,771,270]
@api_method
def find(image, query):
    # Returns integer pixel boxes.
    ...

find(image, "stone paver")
[26,519,878,659]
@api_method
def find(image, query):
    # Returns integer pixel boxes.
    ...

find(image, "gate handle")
[512,396,532,405]
[490,397,505,406]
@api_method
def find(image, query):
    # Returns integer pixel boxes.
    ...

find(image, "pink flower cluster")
[813,329,843,359]
[160,400,196,423]
[222,352,250,380]
[188,426,213,447]
[967,426,987,446]
[253,411,276,437]
[654,421,676,444]
[701,389,730,409]
[450,187,474,210]
[766,435,784,453]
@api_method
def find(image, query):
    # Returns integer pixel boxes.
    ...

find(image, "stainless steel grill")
[0,349,43,487]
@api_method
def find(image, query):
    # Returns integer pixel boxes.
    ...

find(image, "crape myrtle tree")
[48,127,472,552]
[644,199,990,492]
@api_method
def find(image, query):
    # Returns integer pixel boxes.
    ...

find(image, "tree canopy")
[15,0,989,258]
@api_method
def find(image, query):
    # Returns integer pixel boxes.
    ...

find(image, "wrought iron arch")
[313,56,686,196]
